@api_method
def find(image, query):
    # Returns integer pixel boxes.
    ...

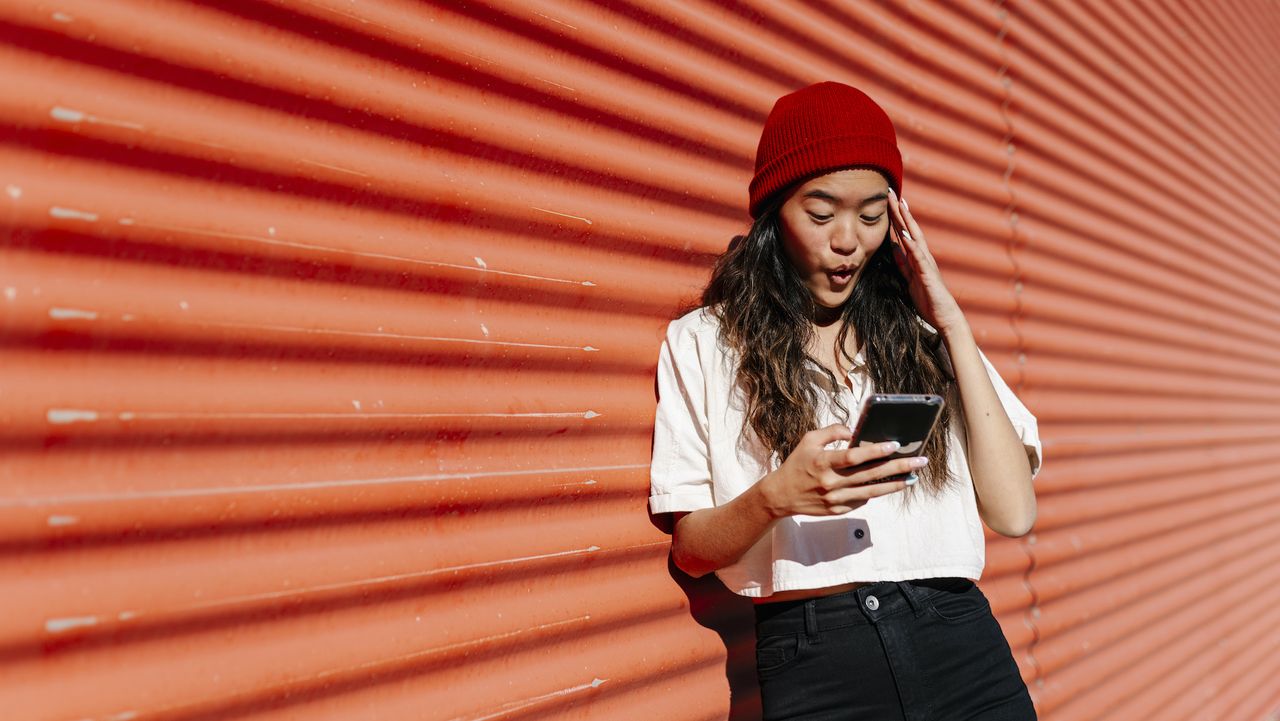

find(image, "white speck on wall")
[474,256,487,269]
[48,307,99,320]
[268,227,276,236]
[3,287,15,301]
[121,313,135,321]
[4,185,20,199]
[45,615,98,633]
[47,409,99,424]
[51,11,73,22]
[118,217,135,225]
[583,410,600,419]
[49,206,99,222]
[352,400,362,411]
[47,515,79,526]
[179,301,189,310]
[480,323,490,337]
[50,106,86,123]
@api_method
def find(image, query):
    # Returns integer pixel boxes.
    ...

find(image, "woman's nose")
[831,218,858,254]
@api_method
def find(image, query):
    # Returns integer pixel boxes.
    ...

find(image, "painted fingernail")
[909,457,929,468]
[901,196,909,210]
[901,229,912,241]
[881,441,901,453]
[904,473,919,485]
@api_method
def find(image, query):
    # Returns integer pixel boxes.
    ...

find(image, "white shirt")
[648,307,1043,598]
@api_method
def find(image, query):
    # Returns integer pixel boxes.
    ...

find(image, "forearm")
[942,321,1037,537]
[672,476,781,578]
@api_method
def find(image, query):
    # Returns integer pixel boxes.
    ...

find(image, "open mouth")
[828,269,854,284]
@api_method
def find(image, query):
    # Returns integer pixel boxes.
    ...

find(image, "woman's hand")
[760,423,926,517]
[886,187,966,335]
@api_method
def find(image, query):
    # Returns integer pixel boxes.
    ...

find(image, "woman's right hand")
[761,423,926,518]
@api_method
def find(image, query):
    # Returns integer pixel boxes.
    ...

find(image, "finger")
[807,423,854,451]
[828,440,902,470]
[834,455,927,485]
[898,193,929,249]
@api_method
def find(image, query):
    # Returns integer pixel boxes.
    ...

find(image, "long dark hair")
[699,192,960,501]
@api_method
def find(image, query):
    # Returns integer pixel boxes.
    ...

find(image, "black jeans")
[753,578,1037,721]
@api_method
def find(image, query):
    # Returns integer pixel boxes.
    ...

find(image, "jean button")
[865,595,880,611]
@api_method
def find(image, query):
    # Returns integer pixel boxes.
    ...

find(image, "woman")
[648,82,1043,720]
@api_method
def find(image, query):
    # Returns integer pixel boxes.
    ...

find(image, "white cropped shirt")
[648,307,1043,598]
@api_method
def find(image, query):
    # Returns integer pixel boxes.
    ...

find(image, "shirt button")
[854,529,865,539]
[865,595,880,611]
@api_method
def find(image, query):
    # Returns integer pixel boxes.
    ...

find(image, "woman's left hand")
[886,187,966,335]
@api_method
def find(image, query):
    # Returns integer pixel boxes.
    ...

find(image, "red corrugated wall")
[0,1,1276,719]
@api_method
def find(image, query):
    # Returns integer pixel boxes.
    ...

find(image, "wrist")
[752,470,789,522]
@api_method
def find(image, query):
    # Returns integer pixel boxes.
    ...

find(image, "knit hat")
[749,81,903,219]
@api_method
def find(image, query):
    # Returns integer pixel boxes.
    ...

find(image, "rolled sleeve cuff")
[649,491,716,515]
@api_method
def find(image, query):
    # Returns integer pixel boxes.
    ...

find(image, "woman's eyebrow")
[802,189,889,205]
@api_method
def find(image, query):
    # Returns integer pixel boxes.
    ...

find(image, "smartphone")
[848,394,945,485]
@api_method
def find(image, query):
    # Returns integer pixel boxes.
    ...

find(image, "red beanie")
[749,81,903,219]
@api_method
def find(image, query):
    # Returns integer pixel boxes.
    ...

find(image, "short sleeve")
[976,348,1044,481]
[649,320,717,515]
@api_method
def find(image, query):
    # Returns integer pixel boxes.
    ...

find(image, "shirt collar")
[805,343,869,381]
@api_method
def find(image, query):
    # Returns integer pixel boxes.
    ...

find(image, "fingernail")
[901,196,909,210]
[904,473,919,485]
[910,457,929,468]
[881,441,901,452]
[901,229,912,241]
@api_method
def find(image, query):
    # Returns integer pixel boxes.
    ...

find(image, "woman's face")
[777,168,892,310]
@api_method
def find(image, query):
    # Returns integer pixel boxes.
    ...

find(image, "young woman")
[649,82,1043,720]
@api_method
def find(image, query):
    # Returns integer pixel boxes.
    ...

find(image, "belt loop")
[896,580,925,618]
[803,598,822,644]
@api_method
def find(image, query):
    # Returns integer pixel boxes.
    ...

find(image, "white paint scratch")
[178,301,189,311]
[532,12,578,30]
[118,219,594,286]
[106,712,138,721]
[479,323,490,337]
[531,206,592,224]
[47,409,99,424]
[49,206,99,222]
[4,287,15,301]
[51,11,74,22]
[50,106,145,131]
[46,615,98,633]
[48,307,99,320]
[451,677,607,721]
[351,400,362,411]
[1,464,648,507]
[47,515,79,527]
[299,158,369,177]
[188,318,598,352]
[4,185,20,199]
[531,76,576,92]
[474,256,487,269]
[106,409,598,421]
[160,546,604,616]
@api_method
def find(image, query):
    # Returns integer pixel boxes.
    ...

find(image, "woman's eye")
[808,213,833,222]
[861,214,884,223]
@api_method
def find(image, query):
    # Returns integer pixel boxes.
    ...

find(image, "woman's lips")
[828,269,854,284]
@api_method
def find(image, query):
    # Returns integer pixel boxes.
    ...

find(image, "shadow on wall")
[652,512,762,721]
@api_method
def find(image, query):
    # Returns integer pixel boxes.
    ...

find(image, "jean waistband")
[753,577,974,636]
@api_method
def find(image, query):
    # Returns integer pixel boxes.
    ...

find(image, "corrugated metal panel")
[1004,0,1280,719]
[0,1,1276,720]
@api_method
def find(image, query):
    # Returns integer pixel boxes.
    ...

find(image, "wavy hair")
[699,192,960,501]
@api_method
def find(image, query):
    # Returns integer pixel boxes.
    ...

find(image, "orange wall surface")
[1,1,1278,720]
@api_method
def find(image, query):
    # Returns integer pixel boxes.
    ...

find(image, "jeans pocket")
[925,581,992,623]
[755,632,804,677]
